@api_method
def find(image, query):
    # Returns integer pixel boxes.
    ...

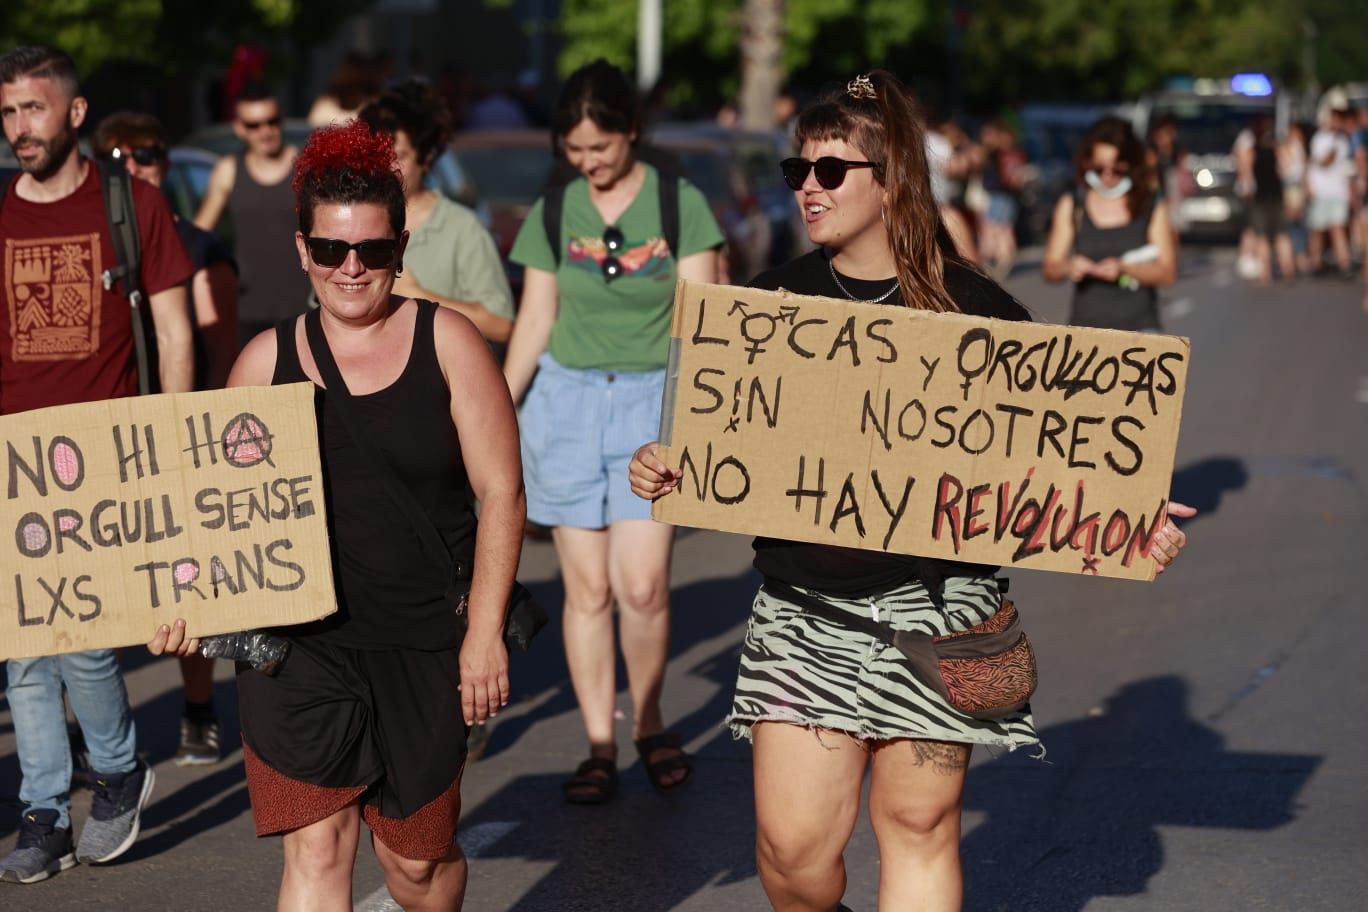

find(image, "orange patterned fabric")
[242,741,463,861]
[364,770,464,861]
[242,740,367,837]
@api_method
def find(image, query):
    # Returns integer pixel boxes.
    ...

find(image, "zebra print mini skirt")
[728,575,1040,750]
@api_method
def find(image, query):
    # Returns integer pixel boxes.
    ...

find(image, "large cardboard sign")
[1,383,336,660]
[654,281,1189,581]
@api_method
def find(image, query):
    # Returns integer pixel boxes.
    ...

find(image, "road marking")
[1163,296,1194,320]
[353,821,521,911]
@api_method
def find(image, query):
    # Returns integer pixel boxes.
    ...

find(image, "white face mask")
[1085,169,1133,199]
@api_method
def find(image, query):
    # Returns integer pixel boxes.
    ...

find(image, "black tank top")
[1069,193,1160,332]
[271,300,477,650]
[1253,141,1282,202]
[229,151,311,323]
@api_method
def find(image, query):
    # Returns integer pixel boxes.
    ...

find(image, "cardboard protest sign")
[1,382,336,660]
[654,281,1189,581]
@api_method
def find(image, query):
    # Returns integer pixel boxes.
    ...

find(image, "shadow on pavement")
[454,569,762,909]
[0,666,241,842]
[960,675,1319,912]
[481,568,760,761]
[1170,456,1248,518]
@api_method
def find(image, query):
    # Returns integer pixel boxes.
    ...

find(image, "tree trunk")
[738,0,785,131]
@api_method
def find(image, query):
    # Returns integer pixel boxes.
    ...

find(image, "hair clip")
[847,75,877,100]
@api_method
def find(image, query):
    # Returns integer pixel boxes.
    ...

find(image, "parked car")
[448,129,554,256]
[1132,79,1288,239]
[163,146,217,222]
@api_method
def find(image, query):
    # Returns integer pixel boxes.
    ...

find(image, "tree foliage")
[550,0,1363,112]
[0,0,373,80]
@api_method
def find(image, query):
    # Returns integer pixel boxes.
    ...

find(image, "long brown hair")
[1075,116,1153,219]
[794,69,959,312]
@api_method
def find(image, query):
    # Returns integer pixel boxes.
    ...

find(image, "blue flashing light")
[1231,73,1273,97]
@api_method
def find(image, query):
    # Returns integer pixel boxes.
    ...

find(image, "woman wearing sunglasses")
[629,72,1193,910]
[1043,116,1177,330]
[502,59,724,804]
[150,120,525,910]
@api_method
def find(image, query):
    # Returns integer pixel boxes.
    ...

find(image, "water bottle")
[199,630,291,676]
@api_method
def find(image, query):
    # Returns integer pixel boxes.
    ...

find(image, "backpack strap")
[96,159,155,394]
[0,173,15,217]
[544,165,685,269]
[543,182,566,268]
[659,172,680,260]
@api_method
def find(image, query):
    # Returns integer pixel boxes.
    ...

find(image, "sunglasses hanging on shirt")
[600,225,625,282]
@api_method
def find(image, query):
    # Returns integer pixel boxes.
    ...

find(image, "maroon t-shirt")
[0,160,192,414]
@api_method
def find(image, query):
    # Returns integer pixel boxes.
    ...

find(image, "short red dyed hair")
[293,119,405,236]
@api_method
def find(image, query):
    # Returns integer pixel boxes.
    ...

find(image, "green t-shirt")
[509,164,724,371]
[405,195,515,320]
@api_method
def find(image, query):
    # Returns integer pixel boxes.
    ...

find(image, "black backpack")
[1,158,156,394]
[540,146,683,267]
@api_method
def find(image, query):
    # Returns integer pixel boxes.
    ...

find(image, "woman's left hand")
[1091,257,1122,282]
[1152,501,1196,574]
[459,629,510,726]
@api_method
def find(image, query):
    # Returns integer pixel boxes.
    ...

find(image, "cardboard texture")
[1,382,336,660]
[654,281,1189,581]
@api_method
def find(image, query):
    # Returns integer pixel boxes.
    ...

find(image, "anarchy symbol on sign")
[220,412,275,468]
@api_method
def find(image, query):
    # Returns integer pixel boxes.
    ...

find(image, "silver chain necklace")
[828,256,899,303]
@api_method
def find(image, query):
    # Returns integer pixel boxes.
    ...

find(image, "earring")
[395,263,404,276]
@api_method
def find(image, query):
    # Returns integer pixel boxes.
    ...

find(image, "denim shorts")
[987,193,1018,225]
[1306,196,1349,231]
[519,353,664,529]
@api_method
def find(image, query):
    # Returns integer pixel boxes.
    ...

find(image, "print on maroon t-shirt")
[0,162,192,414]
[6,230,104,359]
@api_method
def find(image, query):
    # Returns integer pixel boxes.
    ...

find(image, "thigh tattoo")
[908,739,970,775]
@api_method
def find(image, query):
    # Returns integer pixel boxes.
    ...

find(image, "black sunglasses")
[781,156,882,191]
[600,225,625,282]
[305,237,400,270]
[241,116,282,131]
[107,145,165,166]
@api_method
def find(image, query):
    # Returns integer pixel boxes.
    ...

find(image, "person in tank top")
[1043,115,1178,332]
[151,121,525,911]
[194,85,310,345]
[630,72,1196,911]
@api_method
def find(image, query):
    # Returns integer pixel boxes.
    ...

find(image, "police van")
[1133,75,1290,238]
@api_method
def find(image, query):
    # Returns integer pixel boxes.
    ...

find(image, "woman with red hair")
[150,120,525,910]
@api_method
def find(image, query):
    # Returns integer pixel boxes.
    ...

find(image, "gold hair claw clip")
[847,75,877,100]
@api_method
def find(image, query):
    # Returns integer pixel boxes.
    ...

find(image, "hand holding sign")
[651,281,1192,581]
[1,383,336,660]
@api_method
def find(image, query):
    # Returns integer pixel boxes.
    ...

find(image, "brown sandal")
[562,756,618,804]
[634,731,692,793]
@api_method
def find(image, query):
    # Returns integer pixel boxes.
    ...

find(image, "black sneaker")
[0,809,76,884]
[175,716,222,767]
[75,759,155,864]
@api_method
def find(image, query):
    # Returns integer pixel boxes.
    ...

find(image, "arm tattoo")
[909,739,970,775]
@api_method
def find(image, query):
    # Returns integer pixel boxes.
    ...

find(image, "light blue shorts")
[519,353,664,529]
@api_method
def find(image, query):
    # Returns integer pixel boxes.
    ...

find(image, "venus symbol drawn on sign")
[220,413,275,468]
[729,300,801,364]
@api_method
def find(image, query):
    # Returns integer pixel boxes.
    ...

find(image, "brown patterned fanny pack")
[762,580,1038,721]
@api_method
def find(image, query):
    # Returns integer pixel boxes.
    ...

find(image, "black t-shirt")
[747,249,1032,597]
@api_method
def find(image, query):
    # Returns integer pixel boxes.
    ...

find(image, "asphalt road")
[3,246,1366,910]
